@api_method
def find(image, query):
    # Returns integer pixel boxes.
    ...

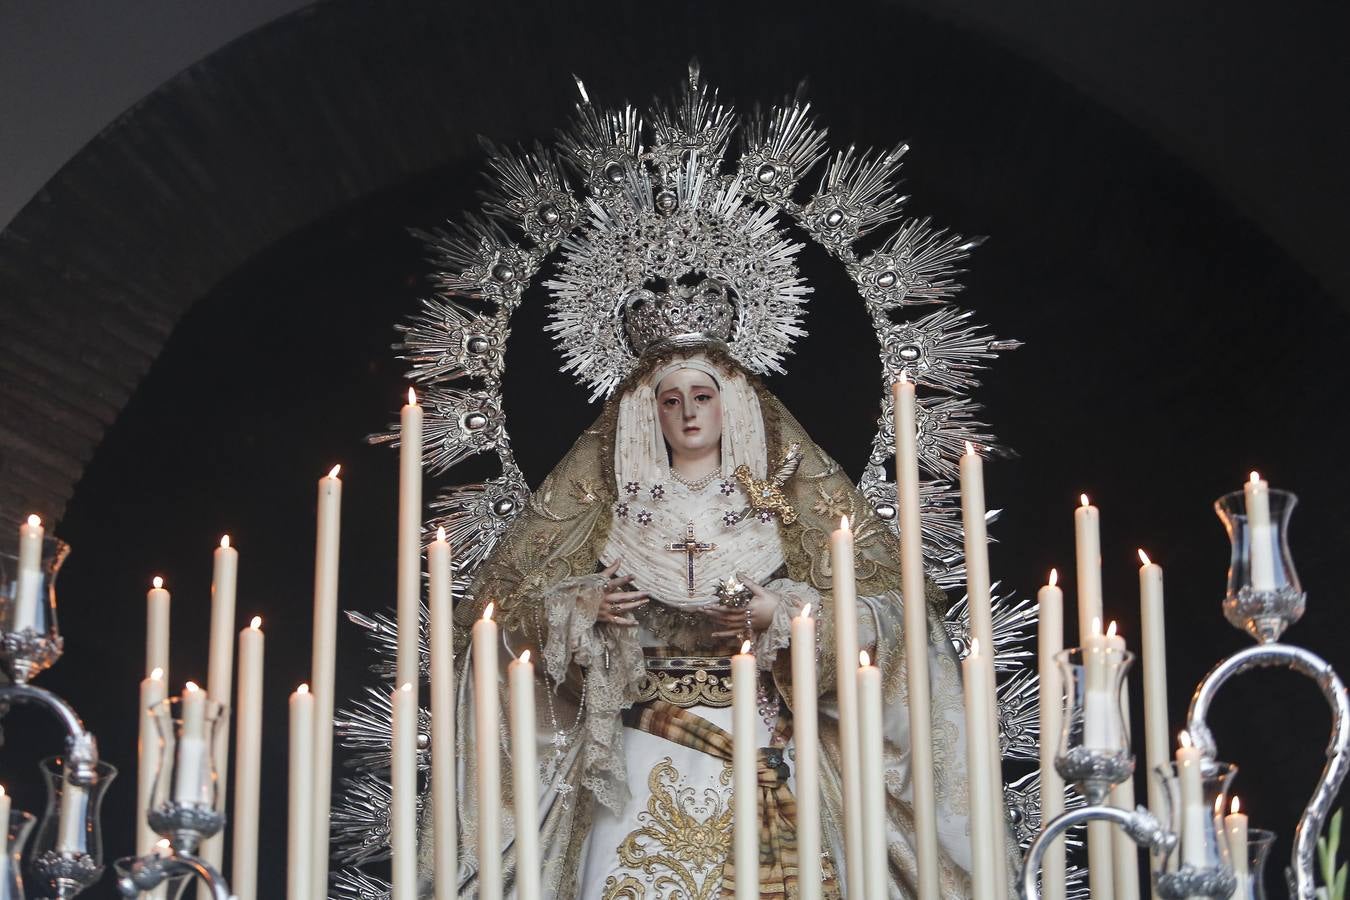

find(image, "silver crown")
[622,277,736,356]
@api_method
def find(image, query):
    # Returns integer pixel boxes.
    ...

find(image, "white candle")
[1073,495,1103,644]
[390,682,417,900]
[892,375,940,900]
[12,514,44,633]
[792,605,822,900]
[1083,619,1110,749]
[175,682,209,804]
[398,388,424,689]
[233,618,264,900]
[1244,472,1277,592]
[310,464,343,895]
[510,650,540,900]
[202,534,239,882]
[960,442,1006,900]
[146,576,170,683]
[137,667,167,857]
[733,640,760,898]
[288,684,315,900]
[829,516,865,893]
[1108,651,1140,900]
[1037,572,1066,900]
[0,785,9,889]
[1226,797,1249,883]
[56,775,88,852]
[1176,732,1208,869]
[429,527,458,899]
[962,640,998,900]
[1137,550,1170,842]
[473,604,502,900]
[858,651,887,900]
[1081,616,1115,900]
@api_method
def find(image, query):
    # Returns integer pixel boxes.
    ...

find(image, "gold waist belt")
[635,654,733,708]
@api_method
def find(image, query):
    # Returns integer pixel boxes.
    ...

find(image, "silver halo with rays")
[334,62,1065,898]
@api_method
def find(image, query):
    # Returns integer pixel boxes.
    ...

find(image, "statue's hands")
[708,575,778,638]
[596,558,649,627]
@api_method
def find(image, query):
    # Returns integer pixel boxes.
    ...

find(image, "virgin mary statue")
[381,64,1020,900]
[431,337,980,899]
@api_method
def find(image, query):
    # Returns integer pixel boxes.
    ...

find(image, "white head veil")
[613,353,768,490]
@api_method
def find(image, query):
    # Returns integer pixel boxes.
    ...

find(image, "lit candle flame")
[1106,621,1118,639]
[483,602,494,621]
[899,370,910,385]
[1231,796,1241,815]
[26,514,40,528]
[408,387,418,406]
[155,838,170,850]
[1048,568,1058,587]
[965,440,976,456]
[741,640,753,655]
[1080,493,1091,508]
[1138,549,1151,566]
[329,464,342,478]
[436,526,447,542]
[840,514,850,531]
[298,683,310,694]
[1178,729,1193,749]
[152,576,164,589]
[1250,470,1262,484]
[250,616,262,630]
[220,534,231,550]
[185,681,201,693]
[520,649,531,665]
[150,667,163,680]
[859,650,871,667]
[801,603,812,619]
[0,785,5,797]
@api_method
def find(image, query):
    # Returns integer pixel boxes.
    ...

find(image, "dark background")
[2,0,1348,896]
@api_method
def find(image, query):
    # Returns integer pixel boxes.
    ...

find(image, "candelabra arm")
[1186,642,1350,900]
[0,681,100,783]
[1020,804,1173,900]
[116,849,232,900]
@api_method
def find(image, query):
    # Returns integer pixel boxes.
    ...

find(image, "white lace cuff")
[540,573,645,814]
[754,578,819,669]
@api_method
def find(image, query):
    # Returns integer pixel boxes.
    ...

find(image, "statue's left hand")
[708,575,778,638]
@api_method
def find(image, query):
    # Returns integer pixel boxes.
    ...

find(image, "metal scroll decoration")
[333,63,1053,897]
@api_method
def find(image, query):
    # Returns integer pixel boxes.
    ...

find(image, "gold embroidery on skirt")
[600,757,732,900]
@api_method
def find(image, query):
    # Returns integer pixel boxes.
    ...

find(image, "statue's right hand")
[596,558,649,627]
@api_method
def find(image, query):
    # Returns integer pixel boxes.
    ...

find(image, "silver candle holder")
[29,758,117,899]
[114,692,233,899]
[1022,484,1347,900]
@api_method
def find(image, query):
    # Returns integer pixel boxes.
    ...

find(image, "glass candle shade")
[2,809,35,900]
[31,758,116,897]
[1151,760,1238,899]
[146,694,226,850]
[1236,828,1276,900]
[1214,488,1304,643]
[0,536,69,683]
[1054,647,1136,804]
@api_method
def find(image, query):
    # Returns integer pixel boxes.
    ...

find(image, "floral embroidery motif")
[718,479,737,496]
[810,485,852,521]
[649,483,666,502]
[625,481,641,496]
[616,502,630,519]
[756,509,775,524]
[721,510,739,528]
[636,509,653,527]
[600,757,731,900]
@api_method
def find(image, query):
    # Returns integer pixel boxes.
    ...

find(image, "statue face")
[655,368,723,458]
